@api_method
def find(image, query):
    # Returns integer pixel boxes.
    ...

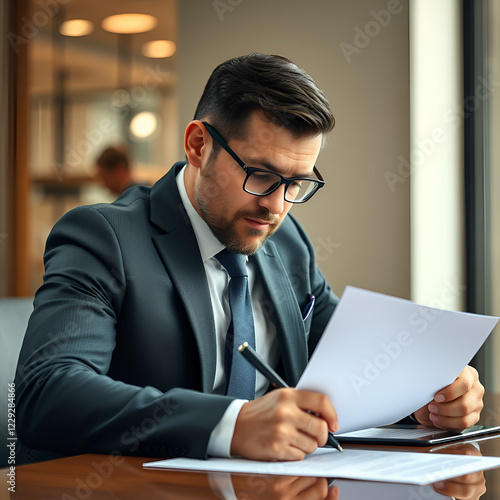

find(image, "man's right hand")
[230,388,339,461]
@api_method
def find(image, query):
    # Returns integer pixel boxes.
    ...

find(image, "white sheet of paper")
[296,286,499,433]
[143,448,500,485]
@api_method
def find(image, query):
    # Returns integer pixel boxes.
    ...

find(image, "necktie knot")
[216,249,247,278]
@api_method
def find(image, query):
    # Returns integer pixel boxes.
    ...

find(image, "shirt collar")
[176,164,225,262]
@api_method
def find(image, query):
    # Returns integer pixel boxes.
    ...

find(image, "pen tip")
[238,342,248,352]
[338,445,344,453]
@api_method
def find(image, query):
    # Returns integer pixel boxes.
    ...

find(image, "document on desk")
[296,286,499,434]
[143,448,500,485]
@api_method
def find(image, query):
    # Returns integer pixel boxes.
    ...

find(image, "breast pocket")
[301,294,315,337]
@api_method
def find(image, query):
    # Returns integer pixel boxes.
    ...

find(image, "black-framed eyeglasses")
[202,121,325,204]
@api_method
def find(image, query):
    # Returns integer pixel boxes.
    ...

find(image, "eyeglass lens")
[245,171,317,202]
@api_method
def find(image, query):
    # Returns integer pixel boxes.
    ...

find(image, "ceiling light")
[142,40,176,58]
[59,19,94,37]
[130,112,159,139]
[102,13,158,34]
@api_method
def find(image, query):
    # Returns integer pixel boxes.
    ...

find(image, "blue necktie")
[216,249,256,400]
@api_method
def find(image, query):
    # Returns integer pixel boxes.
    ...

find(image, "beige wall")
[178,0,410,299]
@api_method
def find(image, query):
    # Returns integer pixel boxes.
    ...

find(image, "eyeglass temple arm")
[313,166,324,183]
[201,122,247,170]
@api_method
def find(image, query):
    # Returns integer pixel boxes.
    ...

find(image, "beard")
[200,203,280,255]
[194,166,282,255]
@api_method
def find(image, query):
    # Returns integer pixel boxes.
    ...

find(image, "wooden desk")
[4,398,500,499]
[1,437,498,499]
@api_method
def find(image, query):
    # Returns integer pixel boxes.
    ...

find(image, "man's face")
[194,111,323,255]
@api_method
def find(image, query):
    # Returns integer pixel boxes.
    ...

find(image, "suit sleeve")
[15,206,233,460]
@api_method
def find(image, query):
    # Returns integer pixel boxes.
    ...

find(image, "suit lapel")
[253,241,308,386]
[149,164,309,390]
[150,164,217,393]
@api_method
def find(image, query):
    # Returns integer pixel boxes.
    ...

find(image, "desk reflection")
[429,442,487,499]
[228,474,483,500]
[12,451,487,500]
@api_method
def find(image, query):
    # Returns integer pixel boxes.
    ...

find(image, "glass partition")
[25,0,178,293]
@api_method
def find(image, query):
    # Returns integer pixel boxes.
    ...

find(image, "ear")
[184,120,209,168]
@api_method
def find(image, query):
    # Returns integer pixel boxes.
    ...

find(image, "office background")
[0,0,499,390]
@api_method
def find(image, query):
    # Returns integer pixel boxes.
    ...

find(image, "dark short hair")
[96,146,130,171]
[193,53,335,148]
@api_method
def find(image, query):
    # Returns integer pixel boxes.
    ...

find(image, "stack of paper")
[144,287,500,486]
[143,448,500,485]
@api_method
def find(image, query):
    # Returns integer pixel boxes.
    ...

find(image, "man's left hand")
[414,366,484,431]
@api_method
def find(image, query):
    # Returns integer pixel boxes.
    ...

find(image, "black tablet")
[336,424,500,446]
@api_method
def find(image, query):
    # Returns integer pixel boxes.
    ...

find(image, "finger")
[413,406,434,427]
[294,391,339,432]
[429,410,481,431]
[428,396,482,418]
[326,486,340,500]
[434,367,481,403]
[301,413,329,445]
[276,444,309,461]
[428,377,484,429]
[290,429,322,456]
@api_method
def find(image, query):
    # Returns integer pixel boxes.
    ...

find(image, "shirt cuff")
[207,399,247,458]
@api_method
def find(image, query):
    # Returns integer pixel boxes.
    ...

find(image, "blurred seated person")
[95,146,137,196]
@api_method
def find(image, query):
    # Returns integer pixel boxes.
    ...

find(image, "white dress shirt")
[176,165,279,456]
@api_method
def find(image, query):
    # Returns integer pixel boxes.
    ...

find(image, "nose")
[257,184,286,215]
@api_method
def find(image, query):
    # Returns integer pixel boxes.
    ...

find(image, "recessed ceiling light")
[142,40,176,58]
[102,13,158,34]
[130,111,159,139]
[60,19,94,37]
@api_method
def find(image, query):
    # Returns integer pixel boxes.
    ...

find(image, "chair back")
[0,298,33,468]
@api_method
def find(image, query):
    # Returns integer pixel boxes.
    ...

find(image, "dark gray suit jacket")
[14,162,338,463]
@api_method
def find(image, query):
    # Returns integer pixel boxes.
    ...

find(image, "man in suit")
[95,145,138,196]
[15,53,484,464]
